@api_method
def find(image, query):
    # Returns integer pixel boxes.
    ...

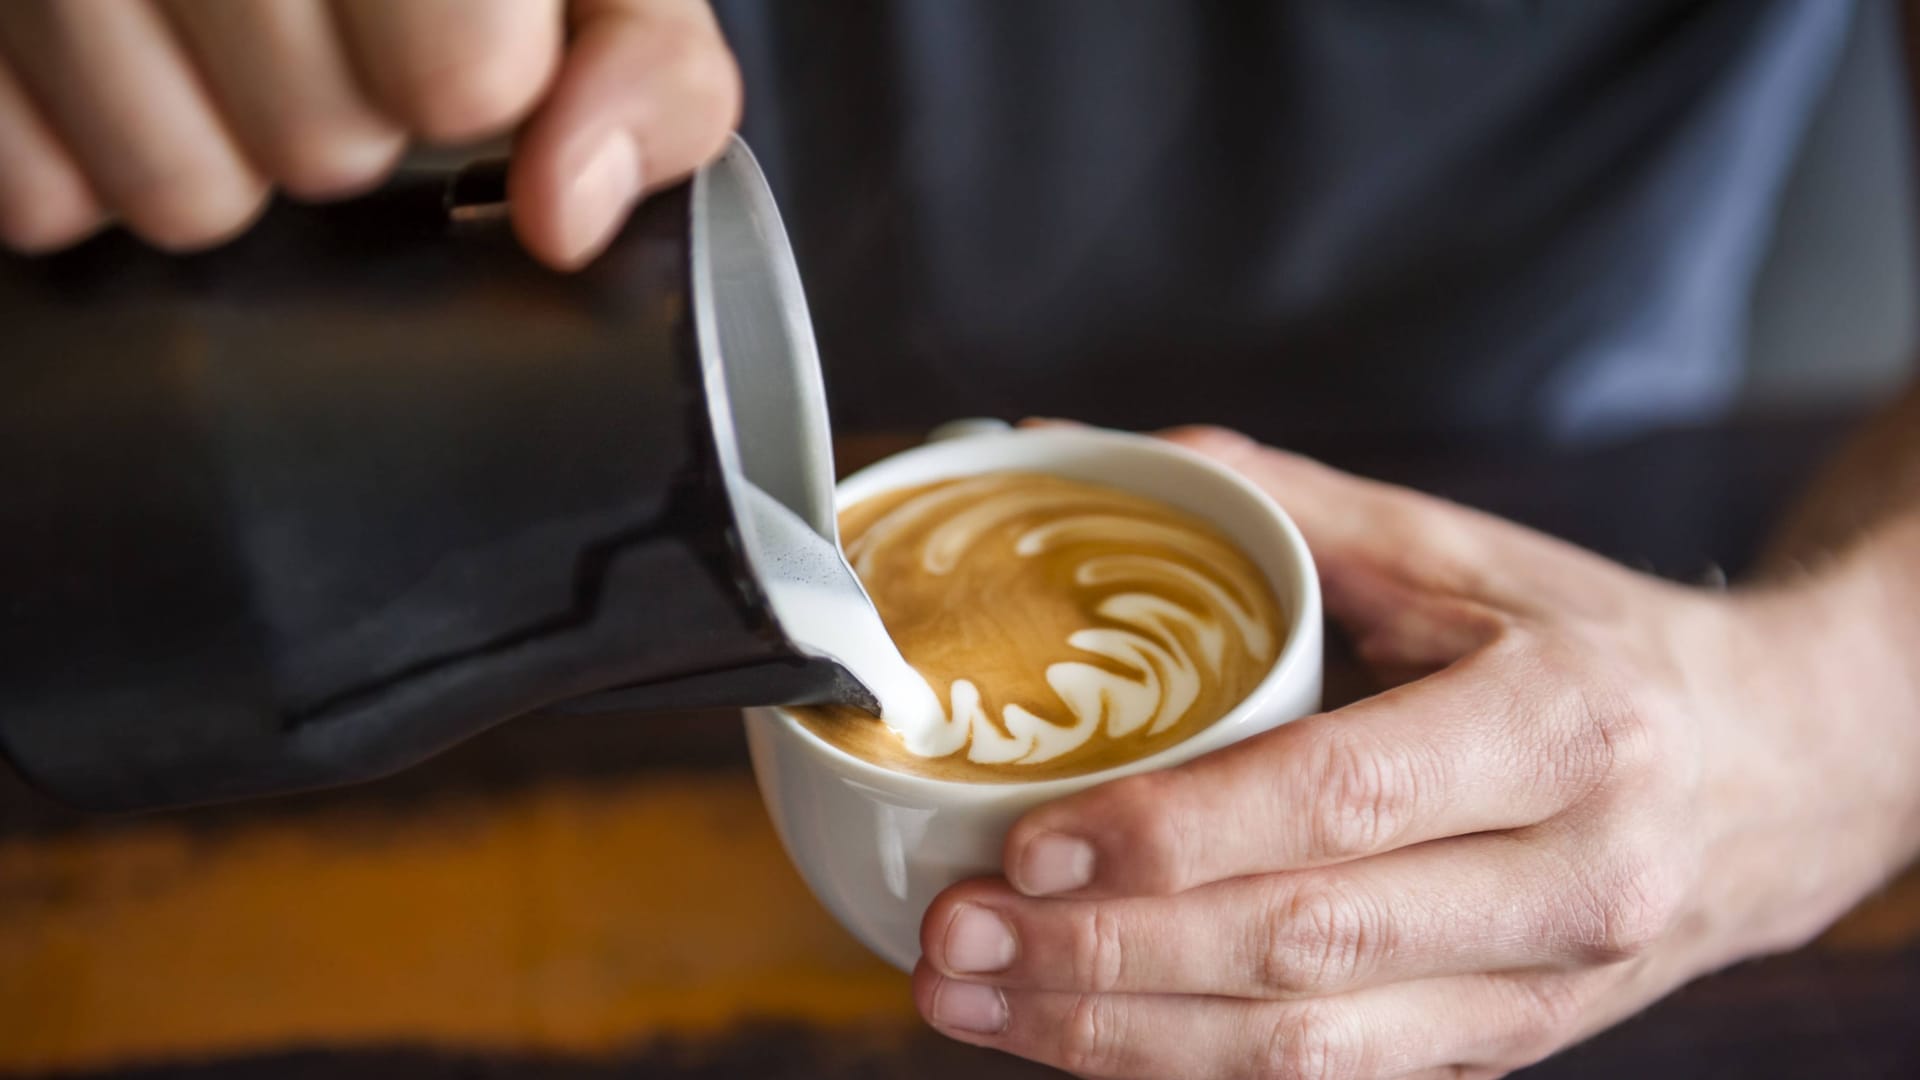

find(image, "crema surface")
[795,472,1283,781]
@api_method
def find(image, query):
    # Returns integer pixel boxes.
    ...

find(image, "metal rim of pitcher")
[693,136,841,553]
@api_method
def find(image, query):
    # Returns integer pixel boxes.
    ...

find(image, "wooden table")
[3,419,1917,1079]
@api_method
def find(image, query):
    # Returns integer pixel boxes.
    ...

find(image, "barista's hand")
[0,0,739,268]
[913,426,1920,1078]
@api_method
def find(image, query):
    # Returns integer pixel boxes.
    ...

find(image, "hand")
[912,426,1920,1078]
[0,0,739,268]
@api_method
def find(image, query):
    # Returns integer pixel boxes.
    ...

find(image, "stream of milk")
[737,480,960,753]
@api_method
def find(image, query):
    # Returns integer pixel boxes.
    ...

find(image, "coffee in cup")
[794,471,1284,781]
[747,427,1321,971]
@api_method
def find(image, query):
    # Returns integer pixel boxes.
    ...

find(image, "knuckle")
[1381,498,1484,591]
[1259,879,1380,995]
[1300,733,1419,861]
[262,122,405,201]
[1572,852,1681,963]
[1072,906,1127,993]
[1539,703,1616,800]
[1264,1001,1360,1080]
[1500,638,1618,796]
[1519,636,1672,803]
[1600,857,1682,959]
[654,18,743,120]
[1100,772,1197,893]
[621,19,740,176]
[1059,993,1123,1077]
[1559,647,1668,787]
[125,174,269,253]
[1502,977,1589,1063]
[398,49,550,142]
[0,186,97,254]
[0,211,45,253]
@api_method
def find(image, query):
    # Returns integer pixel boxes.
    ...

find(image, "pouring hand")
[0,0,739,269]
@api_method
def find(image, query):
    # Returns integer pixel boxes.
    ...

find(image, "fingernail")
[932,978,1008,1035]
[559,131,642,266]
[944,905,1016,974]
[1015,831,1095,896]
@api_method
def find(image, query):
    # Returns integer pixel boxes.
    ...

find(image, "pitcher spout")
[548,658,881,717]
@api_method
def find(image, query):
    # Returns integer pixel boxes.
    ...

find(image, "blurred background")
[1715,0,1913,409]
[715,0,1917,444]
[4,1,1920,1078]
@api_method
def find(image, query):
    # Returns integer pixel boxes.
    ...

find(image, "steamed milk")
[739,481,945,734]
[789,472,1285,782]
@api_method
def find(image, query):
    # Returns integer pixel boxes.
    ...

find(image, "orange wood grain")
[0,776,910,1074]
[1820,862,1920,950]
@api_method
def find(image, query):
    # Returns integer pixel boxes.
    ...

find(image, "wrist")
[1592,566,1920,981]
[1727,535,1920,924]
[1817,517,1920,853]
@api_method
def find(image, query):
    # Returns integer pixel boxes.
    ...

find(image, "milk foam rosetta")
[794,471,1285,782]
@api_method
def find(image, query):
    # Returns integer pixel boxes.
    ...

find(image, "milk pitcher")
[0,138,884,811]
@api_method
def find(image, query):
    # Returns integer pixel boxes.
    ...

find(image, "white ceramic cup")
[744,426,1323,971]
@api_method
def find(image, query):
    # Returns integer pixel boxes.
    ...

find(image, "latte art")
[796,472,1284,781]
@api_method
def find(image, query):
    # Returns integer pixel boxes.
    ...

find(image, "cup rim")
[760,426,1322,799]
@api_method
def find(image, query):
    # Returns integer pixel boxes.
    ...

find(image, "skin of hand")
[0,0,740,269]
[912,426,1920,1079]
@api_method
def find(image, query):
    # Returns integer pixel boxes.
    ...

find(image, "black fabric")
[714,0,1853,450]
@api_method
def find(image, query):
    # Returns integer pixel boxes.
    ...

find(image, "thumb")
[1156,426,1642,663]
[1156,426,1503,670]
[508,0,741,270]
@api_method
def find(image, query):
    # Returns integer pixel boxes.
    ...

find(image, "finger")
[914,961,1584,1080]
[929,833,1630,999]
[335,0,561,143]
[0,0,268,251]
[159,0,404,200]
[1005,640,1618,896]
[0,57,103,252]
[509,0,741,269]
[1157,426,1648,627]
